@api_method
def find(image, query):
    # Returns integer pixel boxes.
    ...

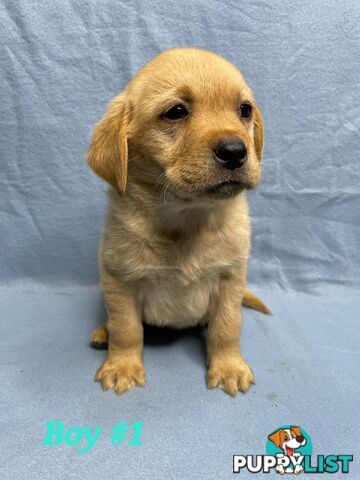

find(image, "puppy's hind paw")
[90,324,108,350]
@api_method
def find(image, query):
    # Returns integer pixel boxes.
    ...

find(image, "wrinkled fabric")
[1,1,359,479]
[1,0,359,291]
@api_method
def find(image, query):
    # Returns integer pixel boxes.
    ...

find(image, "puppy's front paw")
[96,357,146,395]
[207,356,255,396]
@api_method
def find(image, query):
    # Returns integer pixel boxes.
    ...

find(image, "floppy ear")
[253,104,264,163]
[268,429,282,447]
[291,426,302,437]
[87,93,129,194]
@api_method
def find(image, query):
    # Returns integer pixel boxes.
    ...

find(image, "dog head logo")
[268,426,306,457]
[266,425,311,475]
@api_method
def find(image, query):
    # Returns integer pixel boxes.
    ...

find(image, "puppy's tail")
[242,289,271,315]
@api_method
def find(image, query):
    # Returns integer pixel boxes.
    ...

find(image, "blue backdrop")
[1,1,359,479]
[1,0,359,291]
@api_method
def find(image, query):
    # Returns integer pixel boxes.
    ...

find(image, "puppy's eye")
[239,103,252,118]
[162,104,189,120]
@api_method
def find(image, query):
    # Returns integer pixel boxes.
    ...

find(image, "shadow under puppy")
[87,48,270,396]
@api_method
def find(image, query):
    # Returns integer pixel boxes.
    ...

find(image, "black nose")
[213,139,247,171]
[296,436,304,443]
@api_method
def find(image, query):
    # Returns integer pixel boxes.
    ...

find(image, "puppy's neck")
[124,181,241,241]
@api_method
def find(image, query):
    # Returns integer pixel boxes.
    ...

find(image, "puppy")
[87,48,269,396]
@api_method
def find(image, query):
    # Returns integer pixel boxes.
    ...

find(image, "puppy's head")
[88,48,264,200]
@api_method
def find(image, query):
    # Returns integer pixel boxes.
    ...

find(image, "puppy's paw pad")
[207,358,254,396]
[96,358,146,395]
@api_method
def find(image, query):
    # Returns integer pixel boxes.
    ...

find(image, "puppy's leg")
[207,279,254,396]
[95,274,145,395]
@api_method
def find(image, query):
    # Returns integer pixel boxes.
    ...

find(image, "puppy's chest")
[134,239,232,328]
[135,236,231,284]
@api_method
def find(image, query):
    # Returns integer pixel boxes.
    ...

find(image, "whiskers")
[133,165,174,206]
[129,154,165,183]
[161,179,175,206]
[155,171,167,188]
[137,170,158,178]
[152,171,174,206]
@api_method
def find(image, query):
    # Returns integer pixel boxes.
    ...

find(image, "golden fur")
[87,48,269,396]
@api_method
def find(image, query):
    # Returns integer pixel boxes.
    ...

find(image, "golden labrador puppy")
[87,48,269,397]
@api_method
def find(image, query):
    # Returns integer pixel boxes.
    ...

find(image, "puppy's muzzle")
[213,138,247,171]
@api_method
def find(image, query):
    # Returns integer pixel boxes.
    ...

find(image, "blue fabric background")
[1,1,359,478]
